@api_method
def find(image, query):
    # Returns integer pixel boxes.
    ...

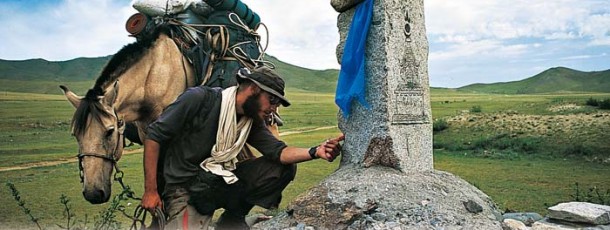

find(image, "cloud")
[430,39,530,62]
[1,0,608,88]
[559,53,608,60]
[0,0,136,61]
[242,0,340,69]
[425,0,610,87]
[0,0,340,69]
[426,0,610,41]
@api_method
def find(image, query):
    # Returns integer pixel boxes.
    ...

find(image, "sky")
[0,0,609,88]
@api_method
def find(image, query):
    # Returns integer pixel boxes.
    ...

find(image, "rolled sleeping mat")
[205,0,260,30]
[125,13,149,36]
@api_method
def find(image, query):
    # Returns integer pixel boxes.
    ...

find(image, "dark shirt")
[146,86,287,185]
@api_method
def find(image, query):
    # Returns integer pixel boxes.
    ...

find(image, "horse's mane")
[94,25,170,93]
[72,26,171,136]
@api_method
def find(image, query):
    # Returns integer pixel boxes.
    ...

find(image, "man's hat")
[237,66,291,107]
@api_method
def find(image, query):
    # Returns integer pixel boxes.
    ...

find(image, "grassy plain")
[1,88,609,228]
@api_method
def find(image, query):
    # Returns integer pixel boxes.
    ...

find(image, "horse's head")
[60,85,125,204]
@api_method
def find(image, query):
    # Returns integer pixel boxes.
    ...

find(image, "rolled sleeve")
[247,121,287,162]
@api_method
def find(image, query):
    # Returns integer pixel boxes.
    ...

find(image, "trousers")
[163,156,296,229]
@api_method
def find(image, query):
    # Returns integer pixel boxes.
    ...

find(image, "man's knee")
[165,205,212,230]
[163,187,190,221]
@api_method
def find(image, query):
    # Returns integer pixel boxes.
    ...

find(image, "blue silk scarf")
[335,0,373,118]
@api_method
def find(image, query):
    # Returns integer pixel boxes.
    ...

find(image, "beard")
[242,93,264,124]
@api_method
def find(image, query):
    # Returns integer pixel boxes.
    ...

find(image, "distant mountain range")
[457,67,610,94]
[0,55,339,95]
[1,56,608,94]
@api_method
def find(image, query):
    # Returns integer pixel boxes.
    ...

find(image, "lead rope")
[126,205,166,230]
[108,81,165,229]
[114,161,166,230]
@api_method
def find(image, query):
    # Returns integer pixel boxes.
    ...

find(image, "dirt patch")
[0,149,143,172]
[0,126,337,172]
[447,111,610,137]
[444,110,610,162]
[547,103,583,112]
[279,126,336,136]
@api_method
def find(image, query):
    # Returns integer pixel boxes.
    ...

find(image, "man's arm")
[279,134,345,164]
[141,139,163,212]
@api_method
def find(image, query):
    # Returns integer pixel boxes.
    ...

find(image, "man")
[141,66,344,229]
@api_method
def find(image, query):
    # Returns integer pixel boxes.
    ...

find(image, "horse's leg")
[134,121,148,144]
[124,122,143,145]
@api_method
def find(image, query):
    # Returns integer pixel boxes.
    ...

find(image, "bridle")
[76,117,125,184]
[73,79,165,230]
[75,81,126,185]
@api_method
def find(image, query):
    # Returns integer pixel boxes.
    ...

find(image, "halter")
[76,118,124,184]
[76,81,126,184]
[73,81,162,229]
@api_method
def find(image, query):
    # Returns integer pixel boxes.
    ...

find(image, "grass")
[1,89,610,228]
[434,150,609,214]
[0,79,94,95]
[1,154,144,229]
[0,92,77,167]
[0,130,342,229]
[430,88,609,117]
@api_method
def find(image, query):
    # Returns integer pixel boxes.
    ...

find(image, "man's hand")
[279,134,346,164]
[141,190,163,213]
[317,134,345,162]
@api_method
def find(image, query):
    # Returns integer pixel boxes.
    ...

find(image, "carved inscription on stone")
[392,89,426,124]
[391,38,428,124]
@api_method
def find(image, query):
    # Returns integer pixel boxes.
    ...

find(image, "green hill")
[4,56,608,96]
[458,67,610,94]
[0,55,338,95]
[265,55,339,93]
[0,57,112,81]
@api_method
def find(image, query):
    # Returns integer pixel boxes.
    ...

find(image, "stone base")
[253,167,503,229]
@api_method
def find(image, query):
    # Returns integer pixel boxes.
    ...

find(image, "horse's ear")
[60,85,82,108]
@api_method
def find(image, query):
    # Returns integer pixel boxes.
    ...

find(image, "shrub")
[585,97,599,106]
[470,134,540,155]
[6,182,42,230]
[599,99,610,110]
[570,183,610,205]
[6,181,143,230]
[562,143,595,156]
[433,118,449,132]
[470,105,482,113]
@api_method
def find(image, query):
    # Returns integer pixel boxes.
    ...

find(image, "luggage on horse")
[128,0,267,89]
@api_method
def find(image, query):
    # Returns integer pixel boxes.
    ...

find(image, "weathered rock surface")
[253,167,502,229]
[547,202,610,225]
[503,218,529,230]
[331,0,365,13]
[503,212,544,226]
[336,0,433,173]
[531,218,610,230]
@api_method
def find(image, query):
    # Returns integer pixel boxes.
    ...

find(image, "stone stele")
[254,0,503,229]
